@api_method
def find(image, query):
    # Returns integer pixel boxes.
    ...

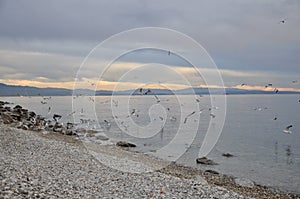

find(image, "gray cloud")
[0,0,299,87]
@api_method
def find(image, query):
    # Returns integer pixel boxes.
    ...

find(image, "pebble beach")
[0,102,299,198]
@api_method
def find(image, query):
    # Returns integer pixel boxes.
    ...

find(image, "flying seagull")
[283,125,293,134]
[144,89,151,95]
[184,111,196,124]
[279,18,287,24]
[53,114,62,122]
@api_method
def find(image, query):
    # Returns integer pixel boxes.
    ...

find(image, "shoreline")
[0,101,299,198]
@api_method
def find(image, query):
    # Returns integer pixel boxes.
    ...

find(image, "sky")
[0,0,299,91]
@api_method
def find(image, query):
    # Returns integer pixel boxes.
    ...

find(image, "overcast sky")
[0,0,299,90]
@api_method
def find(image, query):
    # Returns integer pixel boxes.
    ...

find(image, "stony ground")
[1,124,299,199]
[0,124,249,198]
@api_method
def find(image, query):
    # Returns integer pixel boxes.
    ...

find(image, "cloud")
[0,0,299,88]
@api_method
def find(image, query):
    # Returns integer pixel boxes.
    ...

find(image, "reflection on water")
[274,141,278,162]
[286,145,293,165]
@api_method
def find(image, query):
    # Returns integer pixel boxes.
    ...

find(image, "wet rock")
[1,113,14,124]
[196,157,218,165]
[66,129,77,136]
[66,122,73,129]
[28,111,36,118]
[13,105,22,110]
[10,114,21,121]
[116,141,136,147]
[205,170,219,175]
[21,125,29,130]
[53,122,63,132]
[4,107,11,112]
[94,134,109,141]
[222,153,234,157]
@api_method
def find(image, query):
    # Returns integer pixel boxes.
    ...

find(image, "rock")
[95,134,109,141]
[4,106,11,112]
[10,114,21,121]
[21,125,29,130]
[1,113,14,124]
[13,105,22,110]
[66,129,76,136]
[196,157,218,165]
[28,111,36,118]
[116,141,136,147]
[204,170,219,175]
[222,153,234,157]
[53,122,63,132]
[66,122,73,129]
[234,178,255,188]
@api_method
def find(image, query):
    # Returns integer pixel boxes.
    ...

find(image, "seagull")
[67,111,76,116]
[88,96,95,102]
[279,18,287,24]
[41,101,47,104]
[154,94,160,103]
[184,111,196,124]
[170,116,177,122]
[283,125,293,134]
[127,109,137,117]
[53,114,62,122]
[104,119,111,126]
[241,83,247,87]
[112,100,118,107]
[210,113,216,118]
[144,89,151,95]
[139,88,143,95]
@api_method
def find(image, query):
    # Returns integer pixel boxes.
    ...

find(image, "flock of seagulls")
[240,81,299,134]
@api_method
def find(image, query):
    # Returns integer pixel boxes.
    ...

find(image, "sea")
[1,94,299,194]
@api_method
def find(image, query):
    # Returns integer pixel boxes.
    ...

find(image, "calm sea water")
[1,95,299,193]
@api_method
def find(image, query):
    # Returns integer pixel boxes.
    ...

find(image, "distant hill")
[0,83,71,96]
[0,83,299,96]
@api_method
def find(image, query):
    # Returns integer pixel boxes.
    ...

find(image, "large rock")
[196,157,218,165]
[1,113,14,124]
[53,122,63,133]
[116,141,136,148]
[222,153,234,158]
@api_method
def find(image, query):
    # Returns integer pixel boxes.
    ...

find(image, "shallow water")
[1,94,299,193]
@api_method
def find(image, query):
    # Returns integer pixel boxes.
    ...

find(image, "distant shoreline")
[1,82,300,96]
